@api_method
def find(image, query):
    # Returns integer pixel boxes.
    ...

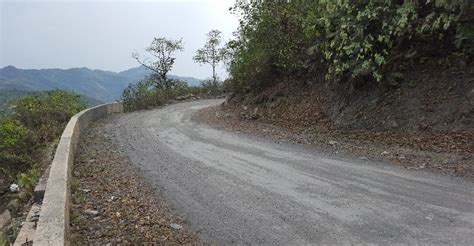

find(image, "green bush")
[304,0,468,82]
[0,118,30,178]
[200,79,223,96]
[0,89,86,181]
[122,79,166,111]
[16,165,41,194]
[167,80,191,98]
[227,0,472,93]
[122,77,228,111]
[0,118,28,150]
[121,79,198,111]
[10,89,85,143]
[227,1,311,93]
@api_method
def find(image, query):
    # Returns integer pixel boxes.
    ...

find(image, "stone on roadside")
[398,155,407,160]
[381,151,389,155]
[170,223,182,230]
[79,188,91,193]
[9,184,20,193]
[329,140,338,146]
[391,121,399,128]
[83,209,99,217]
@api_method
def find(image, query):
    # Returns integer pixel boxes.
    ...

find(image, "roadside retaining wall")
[25,102,123,245]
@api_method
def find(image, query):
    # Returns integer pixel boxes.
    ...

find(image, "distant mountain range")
[0,65,202,102]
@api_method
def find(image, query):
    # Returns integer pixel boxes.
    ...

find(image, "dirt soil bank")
[329,58,474,133]
[195,59,473,178]
[70,119,198,244]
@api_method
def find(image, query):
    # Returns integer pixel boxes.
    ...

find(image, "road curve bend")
[109,100,473,245]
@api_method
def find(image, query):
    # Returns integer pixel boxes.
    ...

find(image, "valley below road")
[103,99,473,244]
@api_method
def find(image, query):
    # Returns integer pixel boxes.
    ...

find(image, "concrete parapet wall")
[29,102,123,245]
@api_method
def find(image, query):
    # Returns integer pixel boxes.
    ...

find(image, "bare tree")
[132,37,184,89]
[193,30,227,84]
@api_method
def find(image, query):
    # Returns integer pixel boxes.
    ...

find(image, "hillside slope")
[0,89,35,115]
[196,59,473,177]
[0,66,202,102]
[231,58,473,133]
[0,89,103,115]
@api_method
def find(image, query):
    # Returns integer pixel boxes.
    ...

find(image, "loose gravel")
[99,100,474,245]
[70,119,198,244]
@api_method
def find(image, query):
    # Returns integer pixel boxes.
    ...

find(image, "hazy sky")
[0,0,239,79]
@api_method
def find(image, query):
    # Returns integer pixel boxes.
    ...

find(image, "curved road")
[109,100,473,245]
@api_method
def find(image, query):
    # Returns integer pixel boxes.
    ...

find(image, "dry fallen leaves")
[70,120,198,244]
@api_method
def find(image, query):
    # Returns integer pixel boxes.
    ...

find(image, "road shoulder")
[70,117,198,244]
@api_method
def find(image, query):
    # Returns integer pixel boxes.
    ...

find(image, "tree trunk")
[212,64,216,84]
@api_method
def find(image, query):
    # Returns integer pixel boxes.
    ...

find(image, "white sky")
[0,0,239,79]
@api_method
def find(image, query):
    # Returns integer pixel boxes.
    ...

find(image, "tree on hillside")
[193,30,227,85]
[132,37,184,89]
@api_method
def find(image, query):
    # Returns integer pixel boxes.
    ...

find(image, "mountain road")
[107,99,474,245]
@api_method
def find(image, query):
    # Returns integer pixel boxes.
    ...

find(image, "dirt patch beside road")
[70,118,198,244]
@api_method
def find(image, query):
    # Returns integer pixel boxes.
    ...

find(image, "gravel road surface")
[109,100,474,245]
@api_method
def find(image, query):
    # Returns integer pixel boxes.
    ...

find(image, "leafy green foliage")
[16,165,41,193]
[0,89,101,116]
[0,117,31,179]
[0,89,86,181]
[0,90,35,115]
[121,77,226,112]
[228,1,311,93]
[10,90,85,142]
[0,118,28,149]
[200,79,224,97]
[122,79,166,111]
[122,78,198,111]
[304,0,467,82]
[227,0,472,92]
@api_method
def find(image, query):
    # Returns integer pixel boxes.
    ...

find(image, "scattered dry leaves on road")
[70,119,198,245]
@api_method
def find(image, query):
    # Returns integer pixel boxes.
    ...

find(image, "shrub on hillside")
[121,77,228,111]
[304,0,469,82]
[200,79,224,97]
[227,0,472,94]
[122,79,199,111]
[0,117,30,177]
[228,1,311,93]
[0,89,86,181]
[10,90,85,142]
[122,79,166,111]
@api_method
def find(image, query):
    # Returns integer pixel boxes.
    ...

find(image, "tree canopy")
[193,30,227,84]
[133,37,184,89]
